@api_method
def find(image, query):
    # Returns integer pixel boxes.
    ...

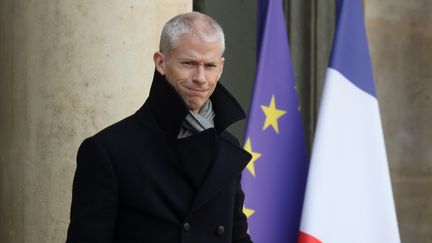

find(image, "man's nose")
[193,65,206,84]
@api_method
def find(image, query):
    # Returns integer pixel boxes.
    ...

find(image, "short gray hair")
[159,12,225,55]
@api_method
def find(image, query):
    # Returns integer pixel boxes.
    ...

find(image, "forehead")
[169,33,223,59]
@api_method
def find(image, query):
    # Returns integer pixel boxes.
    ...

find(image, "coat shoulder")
[220,131,241,146]
[87,104,160,150]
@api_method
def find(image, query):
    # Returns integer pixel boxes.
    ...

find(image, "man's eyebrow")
[177,57,218,65]
[177,57,197,62]
[178,57,194,60]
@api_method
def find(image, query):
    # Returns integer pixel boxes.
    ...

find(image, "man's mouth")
[184,86,207,93]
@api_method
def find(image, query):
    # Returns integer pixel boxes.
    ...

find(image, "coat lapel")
[188,134,252,215]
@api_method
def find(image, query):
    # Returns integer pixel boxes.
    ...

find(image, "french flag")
[298,0,401,242]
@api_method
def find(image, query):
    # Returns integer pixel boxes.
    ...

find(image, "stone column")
[0,1,192,242]
[365,0,432,242]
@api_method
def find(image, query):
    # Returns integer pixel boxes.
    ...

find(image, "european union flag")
[242,0,309,242]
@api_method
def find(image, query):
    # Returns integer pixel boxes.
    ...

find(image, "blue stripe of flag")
[330,0,376,97]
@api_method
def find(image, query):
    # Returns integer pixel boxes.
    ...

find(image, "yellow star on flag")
[243,138,261,177]
[243,206,255,218]
[261,95,287,134]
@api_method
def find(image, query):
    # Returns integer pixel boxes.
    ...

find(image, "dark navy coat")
[66,71,253,243]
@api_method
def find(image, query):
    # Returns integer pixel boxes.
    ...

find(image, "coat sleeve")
[66,137,118,243]
[232,176,253,243]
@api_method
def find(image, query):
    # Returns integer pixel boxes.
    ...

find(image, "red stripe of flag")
[298,231,321,243]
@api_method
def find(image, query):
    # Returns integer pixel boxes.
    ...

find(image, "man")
[66,12,253,243]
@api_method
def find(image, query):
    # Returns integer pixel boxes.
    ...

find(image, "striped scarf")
[177,100,215,138]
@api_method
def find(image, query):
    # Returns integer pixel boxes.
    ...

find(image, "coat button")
[183,222,191,232]
[215,225,224,235]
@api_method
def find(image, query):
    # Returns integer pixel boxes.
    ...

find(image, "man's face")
[153,34,225,113]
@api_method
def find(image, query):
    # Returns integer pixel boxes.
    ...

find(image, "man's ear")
[217,57,225,80]
[153,51,165,75]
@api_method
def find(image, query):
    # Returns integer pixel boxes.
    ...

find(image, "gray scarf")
[178,100,215,138]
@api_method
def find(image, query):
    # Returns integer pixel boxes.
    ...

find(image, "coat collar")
[140,70,246,137]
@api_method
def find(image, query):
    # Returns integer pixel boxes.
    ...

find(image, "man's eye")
[205,64,217,69]
[181,61,193,66]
